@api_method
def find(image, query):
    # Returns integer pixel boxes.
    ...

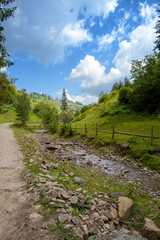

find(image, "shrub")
[98,93,109,103]
[118,87,132,105]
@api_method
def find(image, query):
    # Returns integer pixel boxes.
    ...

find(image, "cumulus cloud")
[62,20,92,46]
[3,0,118,65]
[113,3,157,76]
[68,3,157,96]
[68,55,123,95]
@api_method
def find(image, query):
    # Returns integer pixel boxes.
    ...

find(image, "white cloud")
[68,55,123,95]
[113,4,157,76]
[3,0,118,65]
[98,29,117,49]
[62,20,92,46]
[68,3,158,96]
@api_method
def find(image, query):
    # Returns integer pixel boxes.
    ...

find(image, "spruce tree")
[155,4,160,52]
[61,88,68,112]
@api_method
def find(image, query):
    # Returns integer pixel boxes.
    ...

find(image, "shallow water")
[73,150,160,192]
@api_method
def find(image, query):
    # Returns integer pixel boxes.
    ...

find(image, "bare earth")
[0,124,49,240]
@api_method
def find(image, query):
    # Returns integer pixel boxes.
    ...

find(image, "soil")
[0,124,53,240]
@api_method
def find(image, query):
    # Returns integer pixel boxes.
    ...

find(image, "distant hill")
[29,92,83,115]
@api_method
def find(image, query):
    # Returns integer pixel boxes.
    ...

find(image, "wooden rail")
[72,123,160,145]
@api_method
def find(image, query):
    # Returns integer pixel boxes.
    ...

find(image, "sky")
[2,0,159,104]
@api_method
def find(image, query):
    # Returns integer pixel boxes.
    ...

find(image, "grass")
[12,124,160,233]
[0,108,16,123]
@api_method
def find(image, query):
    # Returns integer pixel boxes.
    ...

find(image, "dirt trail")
[0,123,28,238]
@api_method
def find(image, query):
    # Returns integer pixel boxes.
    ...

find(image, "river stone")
[74,177,87,185]
[118,196,133,220]
[141,218,160,240]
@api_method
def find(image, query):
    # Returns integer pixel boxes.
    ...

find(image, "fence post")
[112,125,115,140]
[85,123,87,134]
[96,123,98,137]
[151,125,153,145]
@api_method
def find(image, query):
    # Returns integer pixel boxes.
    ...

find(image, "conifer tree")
[61,88,68,112]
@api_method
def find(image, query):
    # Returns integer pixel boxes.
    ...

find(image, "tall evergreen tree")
[61,88,68,112]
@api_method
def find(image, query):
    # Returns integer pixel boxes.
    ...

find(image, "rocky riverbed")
[36,131,160,196]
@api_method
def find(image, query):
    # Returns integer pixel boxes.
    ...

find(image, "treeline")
[99,52,160,114]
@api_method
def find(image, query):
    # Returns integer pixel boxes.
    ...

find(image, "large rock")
[118,196,133,220]
[141,218,160,240]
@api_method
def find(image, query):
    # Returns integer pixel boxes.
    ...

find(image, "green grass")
[0,109,16,123]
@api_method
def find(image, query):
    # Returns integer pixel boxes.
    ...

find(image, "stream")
[36,132,160,195]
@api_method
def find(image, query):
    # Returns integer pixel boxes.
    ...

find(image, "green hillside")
[71,91,160,171]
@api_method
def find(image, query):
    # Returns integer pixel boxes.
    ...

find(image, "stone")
[71,216,80,226]
[141,218,160,240]
[82,224,89,235]
[121,143,130,149]
[29,213,43,224]
[51,189,58,199]
[49,163,58,169]
[89,226,99,236]
[70,196,78,204]
[58,214,69,223]
[110,192,126,199]
[74,177,87,185]
[69,172,75,177]
[118,196,133,220]
[60,190,70,200]
[46,145,61,150]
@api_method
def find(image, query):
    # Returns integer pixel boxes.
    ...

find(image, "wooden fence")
[71,123,160,145]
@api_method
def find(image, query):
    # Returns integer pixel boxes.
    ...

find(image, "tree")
[154,4,160,52]
[15,90,31,125]
[131,53,160,112]
[118,87,132,105]
[36,100,58,133]
[0,72,17,112]
[61,88,68,112]
[98,93,108,103]
[0,0,16,68]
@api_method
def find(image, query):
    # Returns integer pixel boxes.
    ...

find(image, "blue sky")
[2,0,159,104]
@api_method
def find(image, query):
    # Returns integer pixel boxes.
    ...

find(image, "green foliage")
[131,53,160,112]
[36,100,58,133]
[98,93,108,103]
[81,105,89,114]
[0,0,16,68]
[118,87,132,105]
[61,88,68,112]
[15,90,31,125]
[60,110,72,125]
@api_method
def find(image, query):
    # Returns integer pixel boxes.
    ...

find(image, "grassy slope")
[0,108,41,124]
[71,92,160,170]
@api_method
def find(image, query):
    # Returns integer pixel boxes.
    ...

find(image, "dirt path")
[0,123,28,238]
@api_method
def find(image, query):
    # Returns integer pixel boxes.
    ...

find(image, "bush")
[118,87,132,105]
[98,93,109,103]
